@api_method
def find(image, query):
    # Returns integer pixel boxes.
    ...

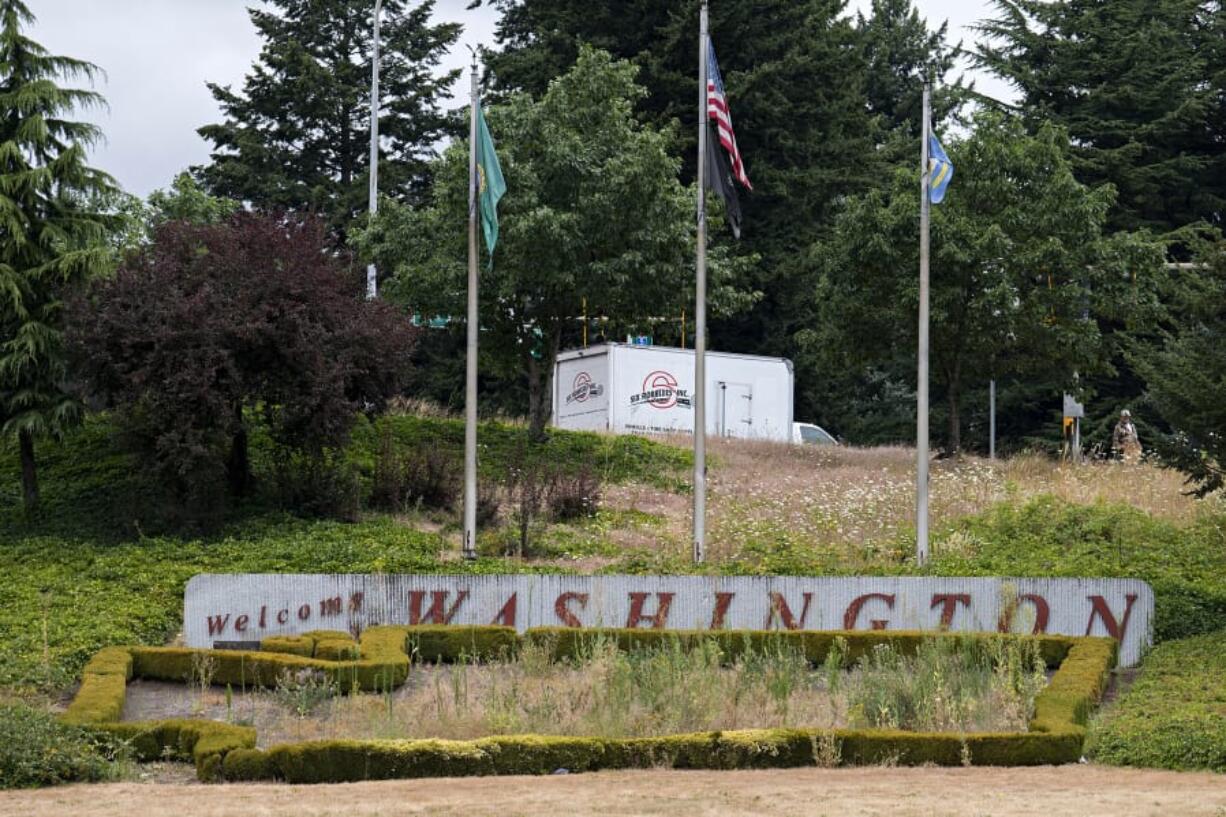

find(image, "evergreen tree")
[0,0,115,513]
[1131,239,1226,495]
[197,0,460,230]
[975,0,1225,236]
[856,0,965,139]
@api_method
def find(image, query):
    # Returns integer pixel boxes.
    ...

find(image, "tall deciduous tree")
[0,0,115,513]
[197,0,460,231]
[812,113,1162,453]
[71,215,416,514]
[360,47,753,438]
[975,0,1226,236]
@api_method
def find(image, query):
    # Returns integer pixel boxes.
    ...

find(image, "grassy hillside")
[4,415,1226,775]
[0,414,690,689]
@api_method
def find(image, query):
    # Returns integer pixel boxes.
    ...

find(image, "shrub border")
[62,626,1115,782]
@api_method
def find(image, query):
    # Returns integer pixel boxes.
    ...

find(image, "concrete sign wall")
[184,574,1154,666]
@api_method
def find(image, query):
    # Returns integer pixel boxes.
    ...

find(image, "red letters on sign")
[1086,594,1138,640]
[554,592,589,628]
[843,593,895,630]
[276,608,289,625]
[710,592,736,629]
[766,592,813,631]
[626,592,675,629]
[206,614,230,636]
[492,593,518,627]
[234,614,249,633]
[408,590,470,625]
[930,593,971,629]
[997,594,1050,634]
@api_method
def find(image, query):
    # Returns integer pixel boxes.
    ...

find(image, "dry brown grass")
[6,766,1226,816]
[610,440,1201,563]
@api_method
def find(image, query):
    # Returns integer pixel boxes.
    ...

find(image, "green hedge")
[404,625,520,662]
[61,625,414,780]
[1087,630,1226,772]
[523,627,1075,669]
[63,626,1116,782]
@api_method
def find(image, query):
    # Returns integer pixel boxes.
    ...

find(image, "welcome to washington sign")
[185,574,1154,667]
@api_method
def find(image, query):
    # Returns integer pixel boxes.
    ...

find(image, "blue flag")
[928,127,953,204]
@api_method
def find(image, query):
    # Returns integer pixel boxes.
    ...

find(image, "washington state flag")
[476,104,506,266]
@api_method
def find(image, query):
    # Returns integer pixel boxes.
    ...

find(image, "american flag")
[707,37,751,190]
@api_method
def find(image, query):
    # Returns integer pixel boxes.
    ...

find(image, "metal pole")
[989,379,996,460]
[916,83,931,567]
[366,0,382,300]
[462,55,479,561]
[693,2,709,564]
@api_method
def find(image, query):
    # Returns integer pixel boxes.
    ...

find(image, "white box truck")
[552,343,794,442]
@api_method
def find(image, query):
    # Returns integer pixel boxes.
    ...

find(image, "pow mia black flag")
[704,123,742,239]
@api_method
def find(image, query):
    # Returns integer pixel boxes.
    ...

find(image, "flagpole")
[692,1,710,565]
[462,53,479,561]
[916,82,931,567]
[366,0,382,300]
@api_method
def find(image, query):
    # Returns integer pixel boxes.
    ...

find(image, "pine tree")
[0,0,115,513]
[197,0,461,230]
[975,0,1225,235]
[856,0,965,139]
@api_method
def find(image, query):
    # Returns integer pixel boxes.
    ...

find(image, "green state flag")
[476,104,506,266]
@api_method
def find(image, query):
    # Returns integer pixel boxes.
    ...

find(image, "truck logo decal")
[566,371,603,404]
[631,370,691,410]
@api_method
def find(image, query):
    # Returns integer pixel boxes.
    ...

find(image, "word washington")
[185,575,1154,666]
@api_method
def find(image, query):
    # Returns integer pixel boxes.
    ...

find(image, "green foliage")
[196,0,461,230]
[0,0,117,514]
[975,0,1226,236]
[359,46,754,436]
[525,627,1075,669]
[0,702,119,788]
[1131,240,1226,495]
[1088,630,1226,772]
[925,496,1226,642]
[810,112,1164,452]
[405,625,520,663]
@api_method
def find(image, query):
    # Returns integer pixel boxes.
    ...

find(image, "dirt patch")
[3,766,1224,816]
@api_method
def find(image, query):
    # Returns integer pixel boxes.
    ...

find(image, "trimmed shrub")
[261,635,314,657]
[405,625,519,663]
[1087,630,1226,772]
[61,627,1115,783]
[524,627,1074,669]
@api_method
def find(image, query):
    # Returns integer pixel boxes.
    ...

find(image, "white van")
[792,422,839,446]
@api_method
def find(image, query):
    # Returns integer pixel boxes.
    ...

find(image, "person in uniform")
[1112,409,1142,463]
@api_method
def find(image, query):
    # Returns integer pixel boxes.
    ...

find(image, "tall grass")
[192,637,1049,746]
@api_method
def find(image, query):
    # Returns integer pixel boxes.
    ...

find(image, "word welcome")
[184,575,1154,666]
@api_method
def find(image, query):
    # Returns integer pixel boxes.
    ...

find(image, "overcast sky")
[28,0,1013,197]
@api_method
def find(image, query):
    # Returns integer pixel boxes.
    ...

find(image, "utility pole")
[366,0,382,300]
[916,82,931,567]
